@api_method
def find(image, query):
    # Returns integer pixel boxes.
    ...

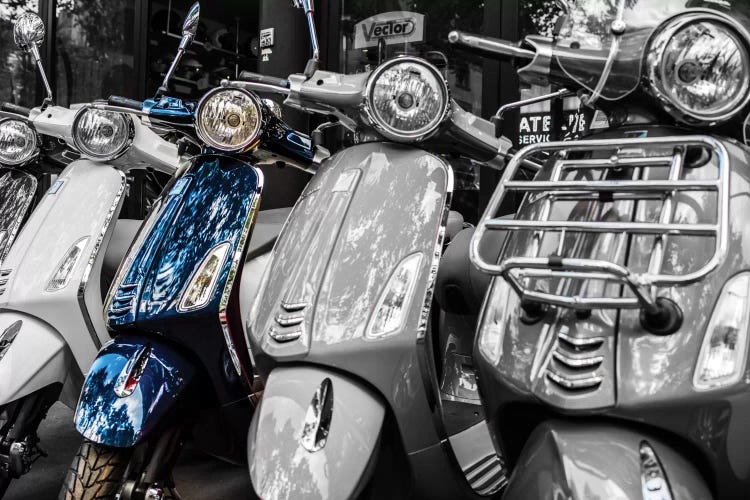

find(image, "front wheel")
[59,440,130,500]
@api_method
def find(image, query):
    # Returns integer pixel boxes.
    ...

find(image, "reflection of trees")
[0,1,38,105]
[76,365,138,446]
[55,0,135,105]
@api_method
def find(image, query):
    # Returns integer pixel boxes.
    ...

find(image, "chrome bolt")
[611,20,626,35]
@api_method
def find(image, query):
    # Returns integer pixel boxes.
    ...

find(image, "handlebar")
[448,31,535,62]
[108,95,144,111]
[239,71,290,89]
[1,102,32,117]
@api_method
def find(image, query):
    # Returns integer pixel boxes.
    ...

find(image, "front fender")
[0,312,70,406]
[248,366,385,500]
[74,335,196,448]
[505,420,712,500]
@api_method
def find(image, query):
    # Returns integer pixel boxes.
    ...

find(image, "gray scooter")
[237,1,517,498]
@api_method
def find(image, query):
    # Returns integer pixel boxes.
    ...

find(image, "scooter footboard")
[248,366,385,500]
[74,335,196,448]
[0,312,71,406]
[505,420,712,500]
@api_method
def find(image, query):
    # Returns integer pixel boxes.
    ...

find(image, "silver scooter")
[454,0,750,497]
[0,14,178,495]
[239,2,513,498]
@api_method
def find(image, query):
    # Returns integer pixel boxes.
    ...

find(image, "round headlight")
[646,13,750,125]
[72,108,134,160]
[0,119,38,166]
[364,57,450,142]
[195,88,262,152]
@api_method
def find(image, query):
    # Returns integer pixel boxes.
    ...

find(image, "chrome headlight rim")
[0,117,40,167]
[362,56,451,143]
[195,86,264,153]
[645,11,750,126]
[72,106,135,161]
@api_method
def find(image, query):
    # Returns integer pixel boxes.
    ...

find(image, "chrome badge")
[300,378,334,452]
[114,344,151,398]
[640,441,673,500]
[0,320,21,361]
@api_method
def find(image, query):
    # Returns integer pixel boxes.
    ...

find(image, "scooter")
[0,13,179,496]
[452,1,750,498]
[240,2,515,498]
[65,4,322,498]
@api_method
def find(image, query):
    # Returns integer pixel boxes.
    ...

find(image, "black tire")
[58,440,131,500]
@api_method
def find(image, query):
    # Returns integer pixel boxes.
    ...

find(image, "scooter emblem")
[114,344,152,398]
[300,378,334,452]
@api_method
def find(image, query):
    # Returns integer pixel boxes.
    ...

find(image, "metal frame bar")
[470,135,729,312]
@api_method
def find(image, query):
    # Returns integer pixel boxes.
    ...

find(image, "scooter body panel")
[475,128,750,497]
[504,420,711,500]
[0,312,71,406]
[106,154,262,404]
[248,366,385,500]
[249,142,452,453]
[0,159,126,371]
[74,335,196,448]
[0,167,37,264]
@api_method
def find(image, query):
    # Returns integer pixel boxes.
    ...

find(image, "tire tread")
[58,440,130,500]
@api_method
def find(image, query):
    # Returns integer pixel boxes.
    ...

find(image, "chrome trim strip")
[218,168,264,378]
[546,369,602,389]
[77,170,127,350]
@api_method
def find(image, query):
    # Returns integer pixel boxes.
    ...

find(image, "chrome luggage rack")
[470,136,729,315]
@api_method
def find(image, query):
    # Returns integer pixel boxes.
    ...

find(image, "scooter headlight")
[646,14,750,125]
[0,118,39,166]
[72,108,134,161]
[179,242,230,311]
[363,57,450,142]
[694,272,750,390]
[195,87,262,152]
[366,253,422,339]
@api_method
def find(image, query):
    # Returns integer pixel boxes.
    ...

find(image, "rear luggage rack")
[471,136,729,315]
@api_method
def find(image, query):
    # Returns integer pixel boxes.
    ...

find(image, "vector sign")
[354,11,425,49]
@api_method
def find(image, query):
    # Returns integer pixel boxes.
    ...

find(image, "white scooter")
[0,14,179,495]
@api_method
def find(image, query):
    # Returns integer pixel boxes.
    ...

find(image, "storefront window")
[0,0,39,107]
[147,0,259,100]
[516,0,592,146]
[55,0,137,105]
[340,0,485,115]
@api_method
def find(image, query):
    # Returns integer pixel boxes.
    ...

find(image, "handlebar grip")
[448,31,535,62]
[238,71,290,89]
[108,95,144,111]
[1,102,31,117]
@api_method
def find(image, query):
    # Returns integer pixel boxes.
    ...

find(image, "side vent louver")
[546,329,605,392]
[109,283,138,318]
[0,269,11,296]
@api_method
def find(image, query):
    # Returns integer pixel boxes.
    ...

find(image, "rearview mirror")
[13,13,53,106]
[291,0,320,77]
[157,2,200,97]
[13,12,45,51]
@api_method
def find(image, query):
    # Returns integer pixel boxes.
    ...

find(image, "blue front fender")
[74,336,196,448]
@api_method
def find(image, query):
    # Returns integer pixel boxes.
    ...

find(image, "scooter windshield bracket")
[471,135,729,313]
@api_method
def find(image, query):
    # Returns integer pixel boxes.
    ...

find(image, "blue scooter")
[60,4,322,499]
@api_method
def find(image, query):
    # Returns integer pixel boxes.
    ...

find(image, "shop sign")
[354,11,425,49]
[260,28,274,48]
[517,110,593,146]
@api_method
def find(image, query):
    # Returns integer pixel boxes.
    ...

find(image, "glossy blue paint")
[143,96,195,124]
[107,154,260,328]
[263,120,314,164]
[74,335,195,448]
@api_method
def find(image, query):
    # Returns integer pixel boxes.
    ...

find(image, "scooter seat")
[435,216,511,315]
